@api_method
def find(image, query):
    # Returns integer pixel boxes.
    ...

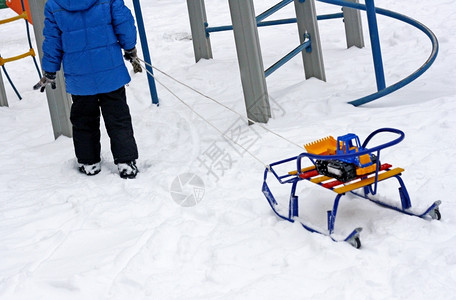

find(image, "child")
[33,0,140,179]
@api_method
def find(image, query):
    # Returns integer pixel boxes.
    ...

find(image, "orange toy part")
[304,136,337,156]
[6,0,32,24]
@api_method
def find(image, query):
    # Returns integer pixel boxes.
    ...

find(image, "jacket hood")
[54,0,98,12]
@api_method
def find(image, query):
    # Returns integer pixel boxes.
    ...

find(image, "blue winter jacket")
[41,0,137,95]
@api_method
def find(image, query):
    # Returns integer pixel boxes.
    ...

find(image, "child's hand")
[33,71,56,92]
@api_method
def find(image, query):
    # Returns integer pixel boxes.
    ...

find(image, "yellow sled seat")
[333,167,404,194]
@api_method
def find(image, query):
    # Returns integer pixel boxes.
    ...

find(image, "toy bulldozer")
[305,133,378,182]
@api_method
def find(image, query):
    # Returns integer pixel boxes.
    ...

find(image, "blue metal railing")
[317,0,439,106]
[265,37,311,77]
[256,0,293,23]
[205,0,438,106]
[206,0,340,79]
[206,13,344,34]
[365,0,386,91]
[349,6,439,106]
[1,64,22,100]
[20,0,42,80]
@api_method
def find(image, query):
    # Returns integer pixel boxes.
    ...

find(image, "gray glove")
[124,47,142,73]
[33,71,56,92]
[124,47,138,61]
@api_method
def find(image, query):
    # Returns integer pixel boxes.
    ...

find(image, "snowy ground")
[1,0,456,299]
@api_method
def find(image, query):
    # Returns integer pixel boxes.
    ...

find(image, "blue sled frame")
[262,128,442,248]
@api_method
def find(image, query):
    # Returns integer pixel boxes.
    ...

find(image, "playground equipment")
[0,0,41,106]
[187,0,439,122]
[262,128,442,248]
[5,0,32,23]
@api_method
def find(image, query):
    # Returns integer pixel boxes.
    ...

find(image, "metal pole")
[349,6,439,106]
[365,0,385,91]
[228,0,271,124]
[29,0,72,139]
[0,68,7,107]
[256,0,293,23]
[132,0,159,105]
[186,0,213,62]
[265,39,311,77]
[343,0,364,48]
[207,14,344,34]
[294,0,326,81]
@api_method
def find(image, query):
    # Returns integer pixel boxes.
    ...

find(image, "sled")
[262,128,442,248]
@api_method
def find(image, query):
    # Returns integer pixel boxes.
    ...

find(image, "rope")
[135,59,269,168]
[137,57,304,151]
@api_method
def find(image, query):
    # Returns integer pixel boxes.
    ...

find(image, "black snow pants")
[70,86,138,165]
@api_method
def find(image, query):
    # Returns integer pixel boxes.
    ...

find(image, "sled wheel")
[354,237,361,249]
[433,208,441,220]
[348,237,361,249]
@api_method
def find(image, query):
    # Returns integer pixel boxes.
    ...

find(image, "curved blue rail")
[317,0,439,106]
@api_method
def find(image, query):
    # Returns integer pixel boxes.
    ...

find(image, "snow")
[1,0,456,299]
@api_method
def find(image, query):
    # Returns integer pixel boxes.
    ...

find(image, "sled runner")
[262,128,442,248]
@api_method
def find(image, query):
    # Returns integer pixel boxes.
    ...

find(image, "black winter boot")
[117,161,138,179]
[78,162,101,176]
